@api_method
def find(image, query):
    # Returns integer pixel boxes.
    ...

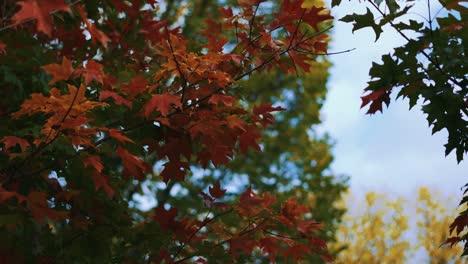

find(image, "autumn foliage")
[333,187,465,263]
[0,0,336,262]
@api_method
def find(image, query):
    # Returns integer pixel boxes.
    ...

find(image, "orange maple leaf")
[1,136,30,152]
[144,93,182,117]
[12,0,71,36]
[76,60,105,85]
[109,129,134,144]
[42,57,74,84]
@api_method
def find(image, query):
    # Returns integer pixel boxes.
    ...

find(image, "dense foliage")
[0,0,342,262]
[335,0,467,255]
[334,187,464,263]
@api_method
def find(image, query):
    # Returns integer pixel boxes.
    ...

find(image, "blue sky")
[321,1,466,202]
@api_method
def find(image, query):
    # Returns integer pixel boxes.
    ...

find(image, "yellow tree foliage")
[416,187,464,264]
[333,187,464,263]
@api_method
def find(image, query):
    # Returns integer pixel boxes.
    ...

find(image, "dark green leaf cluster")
[338,0,467,162]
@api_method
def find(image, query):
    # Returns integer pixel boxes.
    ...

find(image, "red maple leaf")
[116,146,150,180]
[42,57,73,84]
[360,89,391,114]
[83,155,104,173]
[76,5,110,48]
[153,205,178,230]
[284,243,311,262]
[12,0,71,36]
[303,7,334,31]
[230,238,256,259]
[28,191,67,222]
[209,180,227,198]
[253,104,285,128]
[260,237,284,262]
[239,125,261,155]
[144,93,182,117]
[92,171,115,198]
[160,160,189,182]
[208,94,237,107]
[99,90,132,108]
[235,187,276,217]
[76,60,105,85]
[120,75,152,99]
[109,129,134,144]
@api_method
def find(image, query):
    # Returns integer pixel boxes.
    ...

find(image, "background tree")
[333,187,464,263]
[0,0,339,262]
[334,0,467,254]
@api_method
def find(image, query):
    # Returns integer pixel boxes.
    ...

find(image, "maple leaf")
[76,5,110,48]
[284,243,311,262]
[92,171,115,198]
[83,155,104,173]
[441,237,462,248]
[144,93,182,117]
[235,187,276,217]
[28,191,67,222]
[303,6,334,31]
[208,94,237,107]
[42,57,74,84]
[309,237,328,251]
[197,144,233,168]
[120,76,152,99]
[160,160,190,182]
[448,214,468,235]
[157,136,192,161]
[230,238,256,259]
[109,129,134,144]
[153,205,178,230]
[275,199,319,234]
[239,125,261,155]
[209,180,227,198]
[116,146,150,180]
[12,0,71,36]
[99,90,132,108]
[76,60,105,85]
[226,115,246,132]
[200,191,215,208]
[360,89,391,114]
[253,104,286,128]
[1,136,30,152]
[260,237,283,262]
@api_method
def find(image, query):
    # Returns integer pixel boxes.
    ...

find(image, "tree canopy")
[0,0,466,262]
[0,0,342,262]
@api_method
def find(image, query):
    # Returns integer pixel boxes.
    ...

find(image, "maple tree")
[335,0,467,255]
[0,0,339,262]
[155,0,349,262]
